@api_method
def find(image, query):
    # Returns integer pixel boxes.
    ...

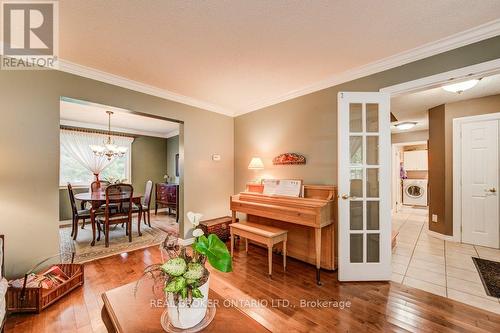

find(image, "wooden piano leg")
[315,228,322,286]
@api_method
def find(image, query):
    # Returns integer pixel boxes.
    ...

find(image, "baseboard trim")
[425,228,457,242]
[59,220,72,228]
[177,237,195,246]
[59,208,177,225]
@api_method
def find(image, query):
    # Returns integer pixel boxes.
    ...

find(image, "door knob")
[341,194,357,200]
[488,188,497,193]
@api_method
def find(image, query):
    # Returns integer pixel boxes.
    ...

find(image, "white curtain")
[60,129,134,177]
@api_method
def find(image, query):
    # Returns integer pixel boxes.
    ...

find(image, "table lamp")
[248,157,264,184]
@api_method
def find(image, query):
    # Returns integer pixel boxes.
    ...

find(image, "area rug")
[59,219,178,264]
[472,257,500,298]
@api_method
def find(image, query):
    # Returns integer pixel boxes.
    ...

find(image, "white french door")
[338,92,391,281]
[461,119,499,248]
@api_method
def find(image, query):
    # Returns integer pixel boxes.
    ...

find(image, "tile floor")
[391,206,500,314]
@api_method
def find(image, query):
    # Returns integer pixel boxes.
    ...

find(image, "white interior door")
[392,146,398,212]
[338,92,391,281]
[461,120,499,248]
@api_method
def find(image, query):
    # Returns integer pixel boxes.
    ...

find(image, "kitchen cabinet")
[403,150,428,170]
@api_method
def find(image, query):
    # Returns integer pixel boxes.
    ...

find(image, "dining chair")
[95,184,134,247]
[80,180,110,229]
[67,183,91,240]
[90,180,109,192]
[133,180,153,227]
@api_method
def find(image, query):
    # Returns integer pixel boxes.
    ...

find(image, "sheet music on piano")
[262,179,303,197]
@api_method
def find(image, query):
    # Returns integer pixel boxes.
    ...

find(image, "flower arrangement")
[139,212,232,309]
[103,176,127,185]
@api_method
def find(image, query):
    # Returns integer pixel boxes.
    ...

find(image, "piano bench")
[229,221,288,276]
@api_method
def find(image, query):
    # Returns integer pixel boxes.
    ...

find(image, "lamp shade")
[248,157,264,170]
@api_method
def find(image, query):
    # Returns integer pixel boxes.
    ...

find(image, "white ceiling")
[391,73,500,133]
[56,1,500,115]
[60,98,179,138]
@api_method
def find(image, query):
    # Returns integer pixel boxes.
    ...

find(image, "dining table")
[74,191,143,246]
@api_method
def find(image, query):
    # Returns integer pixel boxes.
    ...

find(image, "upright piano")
[230,184,337,284]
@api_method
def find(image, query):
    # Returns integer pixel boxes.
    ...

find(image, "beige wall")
[0,70,233,278]
[391,130,429,144]
[235,90,337,189]
[235,36,500,194]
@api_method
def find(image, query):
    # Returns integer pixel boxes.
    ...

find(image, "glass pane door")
[338,92,391,281]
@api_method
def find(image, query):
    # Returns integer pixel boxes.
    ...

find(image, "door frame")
[452,112,500,244]
[391,141,428,213]
[380,58,500,97]
[380,58,500,243]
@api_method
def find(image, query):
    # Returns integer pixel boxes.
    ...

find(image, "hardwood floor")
[5,241,500,333]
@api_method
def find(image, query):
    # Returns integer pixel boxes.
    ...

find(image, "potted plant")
[139,212,232,329]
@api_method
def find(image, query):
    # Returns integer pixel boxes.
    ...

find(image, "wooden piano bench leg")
[267,241,273,276]
[230,231,234,258]
[283,238,287,272]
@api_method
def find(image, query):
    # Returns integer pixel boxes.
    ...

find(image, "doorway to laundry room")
[385,65,500,311]
[391,141,428,214]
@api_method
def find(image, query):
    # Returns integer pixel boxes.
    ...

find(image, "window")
[59,129,133,186]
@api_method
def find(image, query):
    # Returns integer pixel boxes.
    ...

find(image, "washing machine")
[402,179,428,206]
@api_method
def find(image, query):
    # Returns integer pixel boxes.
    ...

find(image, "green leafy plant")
[194,234,232,273]
[137,212,232,306]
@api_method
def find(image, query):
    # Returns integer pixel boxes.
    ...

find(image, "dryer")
[402,179,428,206]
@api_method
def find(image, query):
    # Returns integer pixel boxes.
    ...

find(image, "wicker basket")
[7,262,84,313]
[199,216,237,242]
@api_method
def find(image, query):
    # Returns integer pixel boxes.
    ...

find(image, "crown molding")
[55,19,500,118]
[60,119,176,138]
[57,59,235,117]
[237,18,500,116]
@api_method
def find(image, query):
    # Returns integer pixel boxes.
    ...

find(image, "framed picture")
[175,153,179,177]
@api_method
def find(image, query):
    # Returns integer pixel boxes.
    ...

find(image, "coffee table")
[101,279,270,333]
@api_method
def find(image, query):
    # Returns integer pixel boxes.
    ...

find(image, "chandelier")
[90,111,127,160]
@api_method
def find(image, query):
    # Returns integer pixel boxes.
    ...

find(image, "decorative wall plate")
[272,153,306,165]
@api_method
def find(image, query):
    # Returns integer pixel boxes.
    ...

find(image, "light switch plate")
[212,154,221,161]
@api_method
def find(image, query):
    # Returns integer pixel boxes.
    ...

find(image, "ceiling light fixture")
[393,122,417,131]
[90,111,127,160]
[442,79,480,94]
